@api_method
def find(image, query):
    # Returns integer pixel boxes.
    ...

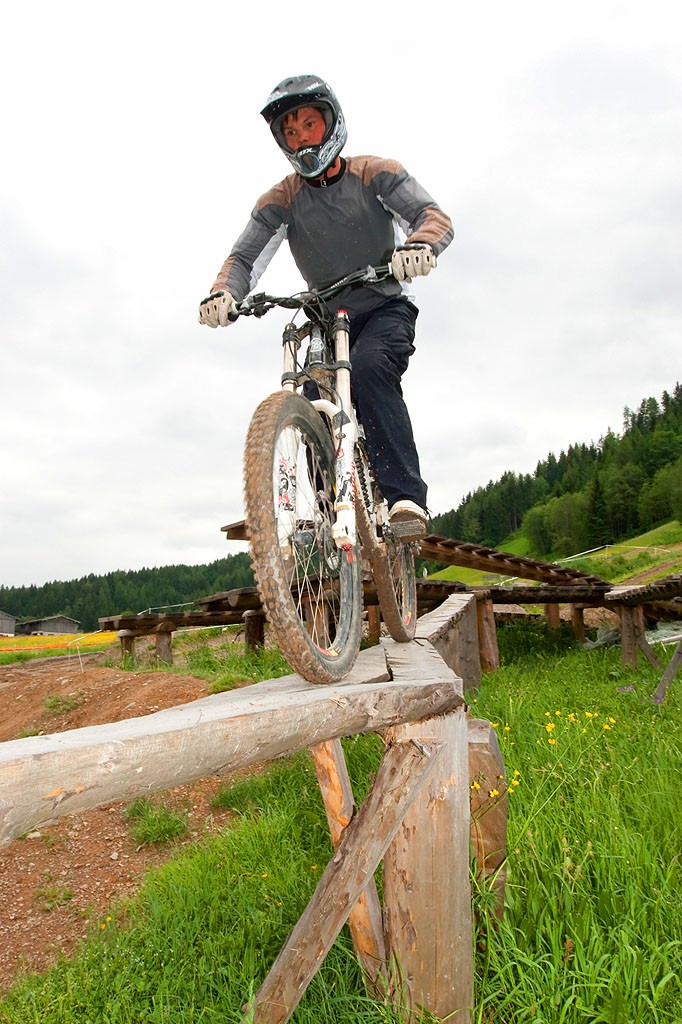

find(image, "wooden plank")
[415,593,479,692]
[468,718,507,920]
[0,646,467,846]
[383,704,472,1023]
[246,736,442,1024]
[309,740,386,990]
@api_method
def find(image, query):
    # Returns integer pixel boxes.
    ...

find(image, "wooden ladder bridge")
[99,524,682,699]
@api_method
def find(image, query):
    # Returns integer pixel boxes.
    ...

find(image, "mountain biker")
[199,75,453,540]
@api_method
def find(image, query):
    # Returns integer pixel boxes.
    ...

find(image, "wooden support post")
[117,630,137,660]
[476,597,500,672]
[468,718,507,920]
[383,704,472,1023]
[244,609,265,651]
[619,605,638,668]
[309,739,386,990]
[246,737,442,1024]
[652,636,682,704]
[154,624,174,665]
[367,605,381,647]
[571,605,585,643]
[544,603,561,631]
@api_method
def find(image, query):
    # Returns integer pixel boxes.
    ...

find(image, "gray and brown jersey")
[210,155,453,317]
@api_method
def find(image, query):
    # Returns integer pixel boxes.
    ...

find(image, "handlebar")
[228,263,394,321]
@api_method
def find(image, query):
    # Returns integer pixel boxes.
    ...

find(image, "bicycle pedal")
[388,517,427,542]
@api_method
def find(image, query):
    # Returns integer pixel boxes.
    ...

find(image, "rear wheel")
[244,391,363,683]
[355,441,418,642]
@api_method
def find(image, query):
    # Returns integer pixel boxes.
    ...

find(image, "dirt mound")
[0,654,234,993]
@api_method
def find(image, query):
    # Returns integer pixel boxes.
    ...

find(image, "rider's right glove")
[198,290,237,328]
[390,244,437,283]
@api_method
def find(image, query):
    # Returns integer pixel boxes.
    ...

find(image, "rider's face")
[281,107,326,151]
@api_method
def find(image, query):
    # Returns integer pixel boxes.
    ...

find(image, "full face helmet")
[261,75,347,179]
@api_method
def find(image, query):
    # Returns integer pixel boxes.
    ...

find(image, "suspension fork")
[329,310,358,550]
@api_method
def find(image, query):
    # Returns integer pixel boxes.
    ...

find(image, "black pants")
[307,296,427,510]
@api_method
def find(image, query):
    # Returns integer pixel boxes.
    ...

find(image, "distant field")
[0,632,118,665]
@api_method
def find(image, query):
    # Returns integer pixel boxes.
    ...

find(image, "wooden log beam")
[246,736,443,1024]
[0,645,465,846]
[475,585,610,605]
[309,739,386,991]
[99,610,246,632]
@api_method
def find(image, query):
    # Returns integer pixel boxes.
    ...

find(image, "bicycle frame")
[280,309,359,553]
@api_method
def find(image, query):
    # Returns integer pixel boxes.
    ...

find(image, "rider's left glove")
[390,244,437,283]
[198,290,237,328]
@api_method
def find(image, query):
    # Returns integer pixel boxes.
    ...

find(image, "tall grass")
[472,622,682,1023]
[1,624,680,1022]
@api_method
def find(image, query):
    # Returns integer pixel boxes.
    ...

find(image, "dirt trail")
[0,655,234,992]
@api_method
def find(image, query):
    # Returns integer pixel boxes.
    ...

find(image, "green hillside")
[430,521,682,587]
[430,383,682,559]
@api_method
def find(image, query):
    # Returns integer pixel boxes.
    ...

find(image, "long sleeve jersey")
[210,155,453,317]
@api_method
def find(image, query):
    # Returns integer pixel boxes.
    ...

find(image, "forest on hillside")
[430,383,682,556]
[0,554,254,634]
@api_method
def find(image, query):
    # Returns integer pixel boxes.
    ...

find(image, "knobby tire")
[244,391,363,684]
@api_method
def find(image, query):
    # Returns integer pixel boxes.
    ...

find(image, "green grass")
[2,627,681,1022]
[124,798,189,847]
[43,692,85,716]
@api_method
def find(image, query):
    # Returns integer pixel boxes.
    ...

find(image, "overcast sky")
[1,1,680,589]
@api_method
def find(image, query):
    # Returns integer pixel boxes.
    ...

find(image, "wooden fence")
[0,594,506,1023]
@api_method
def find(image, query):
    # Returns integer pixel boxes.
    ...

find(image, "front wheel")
[243,391,363,683]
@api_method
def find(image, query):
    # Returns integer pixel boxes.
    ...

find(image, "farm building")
[15,615,81,636]
[0,610,16,636]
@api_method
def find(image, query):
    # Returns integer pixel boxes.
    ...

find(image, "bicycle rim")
[244,391,362,683]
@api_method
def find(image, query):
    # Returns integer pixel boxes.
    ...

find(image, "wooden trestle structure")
[99,524,682,695]
[3,594,504,1023]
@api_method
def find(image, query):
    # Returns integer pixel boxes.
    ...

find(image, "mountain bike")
[233,265,419,684]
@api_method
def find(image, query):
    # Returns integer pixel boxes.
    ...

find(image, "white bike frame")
[281,309,359,553]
